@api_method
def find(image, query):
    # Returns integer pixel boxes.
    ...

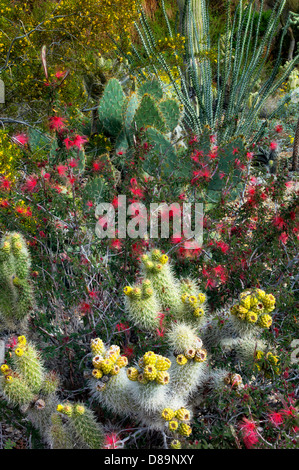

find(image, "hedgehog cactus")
[0,232,34,333]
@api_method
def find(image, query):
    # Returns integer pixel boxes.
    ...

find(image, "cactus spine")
[0,232,34,333]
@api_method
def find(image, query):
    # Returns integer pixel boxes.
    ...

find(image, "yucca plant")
[124,0,299,144]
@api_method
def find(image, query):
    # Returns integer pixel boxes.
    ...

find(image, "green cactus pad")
[137,79,164,101]
[98,78,125,137]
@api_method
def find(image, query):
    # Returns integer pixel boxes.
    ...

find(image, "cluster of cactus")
[0,334,106,449]
[201,287,277,374]
[230,288,275,330]
[128,351,171,386]
[161,406,192,437]
[0,236,280,449]
[0,232,34,333]
[0,335,59,443]
[124,249,208,331]
[87,336,199,438]
[253,350,280,378]
[53,403,105,449]
[97,77,184,177]
[91,339,129,385]
[85,248,279,448]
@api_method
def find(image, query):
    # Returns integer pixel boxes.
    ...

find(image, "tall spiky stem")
[291,116,299,171]
[177,0,204,111]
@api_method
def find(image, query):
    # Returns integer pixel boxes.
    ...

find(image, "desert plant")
[0,232,34,333]
[125,0,299,144]
[85,248,278,448]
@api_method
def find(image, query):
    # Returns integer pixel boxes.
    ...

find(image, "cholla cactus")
[0,335,61,444]
[140,249,183,317]
[123,280,160,331]
[124,250,208,329]
[201,288,276,360]
[0,335,107,449]
[55,403,105,449]
[0,232,34,332]
[84,249,279,447]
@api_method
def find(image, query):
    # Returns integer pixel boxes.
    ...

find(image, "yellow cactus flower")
[15,348,24,357]
[176,354,188,365]
[161,408,175,421]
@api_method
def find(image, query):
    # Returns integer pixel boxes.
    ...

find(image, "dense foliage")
[0,0,298,450]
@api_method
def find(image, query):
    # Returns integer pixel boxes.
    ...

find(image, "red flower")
[49,116,66,131]
[71,135,88,149]
[79,302,91,314]
[239,418,259,449]
[273,216,286,230]
[275,124,283,133]
[216,241,229,254]
[64,137,73,150]
[0,177,12,191]
[156,327,165,337]
[68,158,78,168]
[268,411,283,427]
[0,199,9,207]
[57,165,68,176]
[270,141,278,151]
[279,232,288,244]
[93,161,104,172]
[104,433,122,449]
[55,70,66,79]
[111,239,122,251]
[13,133,28,146]
[116,322,129,332]
[23,176,38,193]
[123,345,134,358]
[88,290,98,299]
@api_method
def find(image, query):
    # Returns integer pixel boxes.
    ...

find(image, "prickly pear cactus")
[97,78,183,176]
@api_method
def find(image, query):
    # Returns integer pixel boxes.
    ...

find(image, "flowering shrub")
[0,0,298,451]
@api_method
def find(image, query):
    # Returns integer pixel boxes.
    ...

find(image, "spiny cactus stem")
[291,115,299,171]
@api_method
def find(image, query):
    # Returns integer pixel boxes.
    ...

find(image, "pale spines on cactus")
[201,288,276,353]
[166,322,201,354]
[89,366,137,417]
[12,338,45,394]
[57,402,105,449]
[140,250,183,317]
[123,280,160,331]
[25,394,59,445]
[168,353,208,401]
[40,371,60,396]
[0,232,34,331]
[0,372,35,406]
[49,413,73,449]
